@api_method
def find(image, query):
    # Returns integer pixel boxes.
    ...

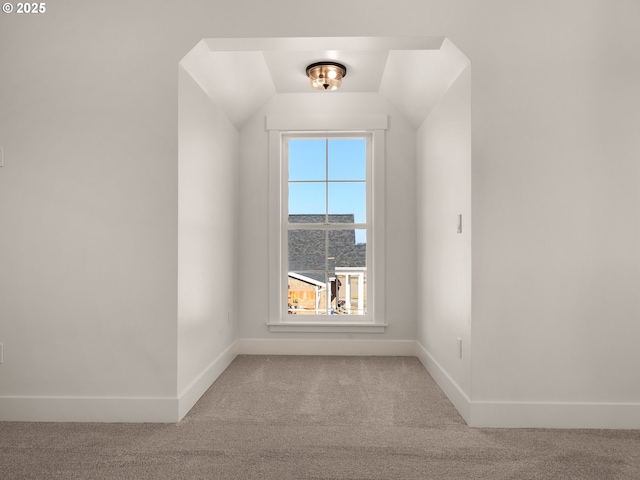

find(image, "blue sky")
[288,138,367,232]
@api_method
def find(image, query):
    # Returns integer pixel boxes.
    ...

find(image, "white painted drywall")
[177,66,239,397]
[416,65,472,398]
[237,93,417,341]
[468,2,640,407]
[0,6,179,405]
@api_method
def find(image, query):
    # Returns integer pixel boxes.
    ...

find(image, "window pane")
[288,271,328,315]
[289,139,326,181]
[328,182,366,223]
[328,139,366,181]
[328,229,367,270]
[288,229,326,271]
[288,182,325,216]
[334,272,367,315]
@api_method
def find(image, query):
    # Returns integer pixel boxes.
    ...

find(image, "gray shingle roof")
[288,214,366,276]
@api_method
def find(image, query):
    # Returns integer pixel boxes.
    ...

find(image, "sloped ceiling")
[180,36,469,129]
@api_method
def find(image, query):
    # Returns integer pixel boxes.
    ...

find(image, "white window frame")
[267,115,387,333]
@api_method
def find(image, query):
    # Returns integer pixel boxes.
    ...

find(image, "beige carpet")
[1,355,639,479]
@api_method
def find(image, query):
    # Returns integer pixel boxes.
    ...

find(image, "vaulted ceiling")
[180,36,469,129]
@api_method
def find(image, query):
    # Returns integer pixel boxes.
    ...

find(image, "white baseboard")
[236,338,416,356]
[0,395,178,423]
[3,338,638,429]
[470,400,640,429]
[415,341,640,429]
[0,339,410,422]
[414,341,472,424]
[177,341,238,420]
[0,341,239,423]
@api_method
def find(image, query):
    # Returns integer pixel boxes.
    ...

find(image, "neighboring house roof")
[288,271,327,288]
[288,214,366,281]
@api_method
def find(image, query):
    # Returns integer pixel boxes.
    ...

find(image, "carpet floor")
[1,355,639,479]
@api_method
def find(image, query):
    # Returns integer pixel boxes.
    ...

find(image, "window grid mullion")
[324,228,329,315]
[325,138,329,225]
[289,179,365,183]
[286,223,366,230]
[324,139,329,315]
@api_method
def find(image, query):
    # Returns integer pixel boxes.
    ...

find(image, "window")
[286,135,369,316]
[267,115,387,333]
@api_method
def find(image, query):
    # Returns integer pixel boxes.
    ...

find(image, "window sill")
[266,322,387,333]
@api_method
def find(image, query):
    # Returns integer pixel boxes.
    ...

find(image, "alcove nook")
[177,36,472,422]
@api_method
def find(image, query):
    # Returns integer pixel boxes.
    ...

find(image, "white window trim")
[267,115,387,333]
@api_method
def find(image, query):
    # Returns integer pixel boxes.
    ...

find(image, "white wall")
[237,93,417,341]
[416,66,472,415]
[0,4,180,421]
[466,2,640,427]
[177,66,239,417]
[1,0,638,427]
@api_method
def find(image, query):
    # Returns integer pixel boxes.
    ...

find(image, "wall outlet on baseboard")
[456,338,462,359]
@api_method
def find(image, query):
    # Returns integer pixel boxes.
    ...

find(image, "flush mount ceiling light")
[306,61,347,91]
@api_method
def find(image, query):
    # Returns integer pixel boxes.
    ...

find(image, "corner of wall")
[177,341,238,420]
[415,341,471,424]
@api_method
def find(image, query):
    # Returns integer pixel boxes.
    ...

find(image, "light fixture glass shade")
[306,62,347,91]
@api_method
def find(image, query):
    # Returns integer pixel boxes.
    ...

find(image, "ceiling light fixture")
[306,61,347,91]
